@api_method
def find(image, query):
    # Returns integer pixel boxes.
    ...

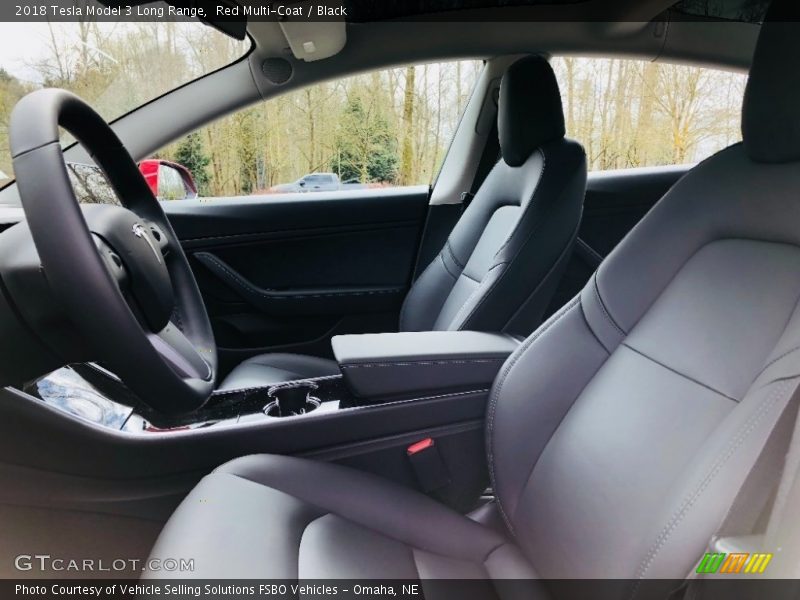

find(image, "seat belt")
[677,379,800,599]
[411,113,500,283]
[462,119,500,213]
[410,119,500,281]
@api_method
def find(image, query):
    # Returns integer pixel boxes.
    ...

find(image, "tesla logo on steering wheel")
[132,223,162,264]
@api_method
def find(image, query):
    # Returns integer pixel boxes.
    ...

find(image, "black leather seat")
[218,56,587,390]
[148,6,800,592]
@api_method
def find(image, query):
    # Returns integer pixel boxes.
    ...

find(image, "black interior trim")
[195,252,406,315]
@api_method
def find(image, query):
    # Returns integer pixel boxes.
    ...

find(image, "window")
[305,175,329,183]
[550,57,747,171]
[0,22,250,190]
[154,60,484,198]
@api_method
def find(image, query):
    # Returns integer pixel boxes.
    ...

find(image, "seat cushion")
[218,353,340,391]
[146,455,542,595]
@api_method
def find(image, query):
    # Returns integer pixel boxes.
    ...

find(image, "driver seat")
[148,6,800,591]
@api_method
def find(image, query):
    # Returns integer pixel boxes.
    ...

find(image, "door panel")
[581,165,691,257]
[546,165,690,315]
[163,186,430,376]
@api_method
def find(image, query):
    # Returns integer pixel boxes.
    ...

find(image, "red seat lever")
[407,438,434,456]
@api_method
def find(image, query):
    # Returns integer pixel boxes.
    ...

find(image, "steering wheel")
[10,90,217,414]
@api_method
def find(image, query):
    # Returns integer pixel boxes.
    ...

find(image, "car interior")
[0,0,799,595]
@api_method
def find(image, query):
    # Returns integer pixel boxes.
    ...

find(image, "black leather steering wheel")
[10,89,217,414]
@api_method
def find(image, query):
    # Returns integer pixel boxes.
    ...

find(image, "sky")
[0,23,55,83]
[0,22,136,84]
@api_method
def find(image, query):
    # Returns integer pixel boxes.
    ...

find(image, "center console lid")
[332,331,520,399]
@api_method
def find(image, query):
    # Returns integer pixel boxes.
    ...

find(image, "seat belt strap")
[461,119,500,212]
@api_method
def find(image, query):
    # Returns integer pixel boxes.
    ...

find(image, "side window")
[550,57,747,171]
[155,60,483,198]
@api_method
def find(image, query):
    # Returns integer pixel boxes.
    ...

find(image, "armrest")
[332,331,519,399]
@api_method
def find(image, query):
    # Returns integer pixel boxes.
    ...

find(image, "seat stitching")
[460,270,483,284]
[494,148,547,256]
[486,295,581,535]
[446,240,466,270]
[622,343,738,402]
[400,253,459,331]
[400,252,444,330]
[439,252,461,280]
[446,262,509,330]
[630,378,794,596]
[341,358,506,369]
[592,273,626,336]
[570,299,610,359]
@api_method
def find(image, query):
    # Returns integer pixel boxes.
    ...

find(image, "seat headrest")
[498,56,566,167]
[742,0,800,163]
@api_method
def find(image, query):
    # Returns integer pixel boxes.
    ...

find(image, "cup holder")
[264,381,322,417]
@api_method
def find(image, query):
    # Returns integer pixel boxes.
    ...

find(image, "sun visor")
[278,6,346,62]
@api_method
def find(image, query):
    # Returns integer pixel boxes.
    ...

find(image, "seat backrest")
[399,56,586,336]
[488,3,800,590]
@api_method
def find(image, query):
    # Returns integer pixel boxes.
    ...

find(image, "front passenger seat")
[219,56,587,390]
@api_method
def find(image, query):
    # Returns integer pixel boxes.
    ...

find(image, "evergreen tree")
[335,97,398,184]
[367,113,398,183]
[174,132,211,195]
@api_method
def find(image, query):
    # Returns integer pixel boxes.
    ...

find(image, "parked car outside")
[268,172,368,194]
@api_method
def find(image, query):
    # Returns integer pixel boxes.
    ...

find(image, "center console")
[8,330,521,511]
[333,330,520,399]
[28,330,520,433]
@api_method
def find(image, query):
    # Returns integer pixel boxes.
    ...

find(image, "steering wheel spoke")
[148,322,213,382]
[146,221,171,257]
[92,234,129,290]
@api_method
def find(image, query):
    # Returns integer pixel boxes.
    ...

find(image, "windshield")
[0,21,251,189]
